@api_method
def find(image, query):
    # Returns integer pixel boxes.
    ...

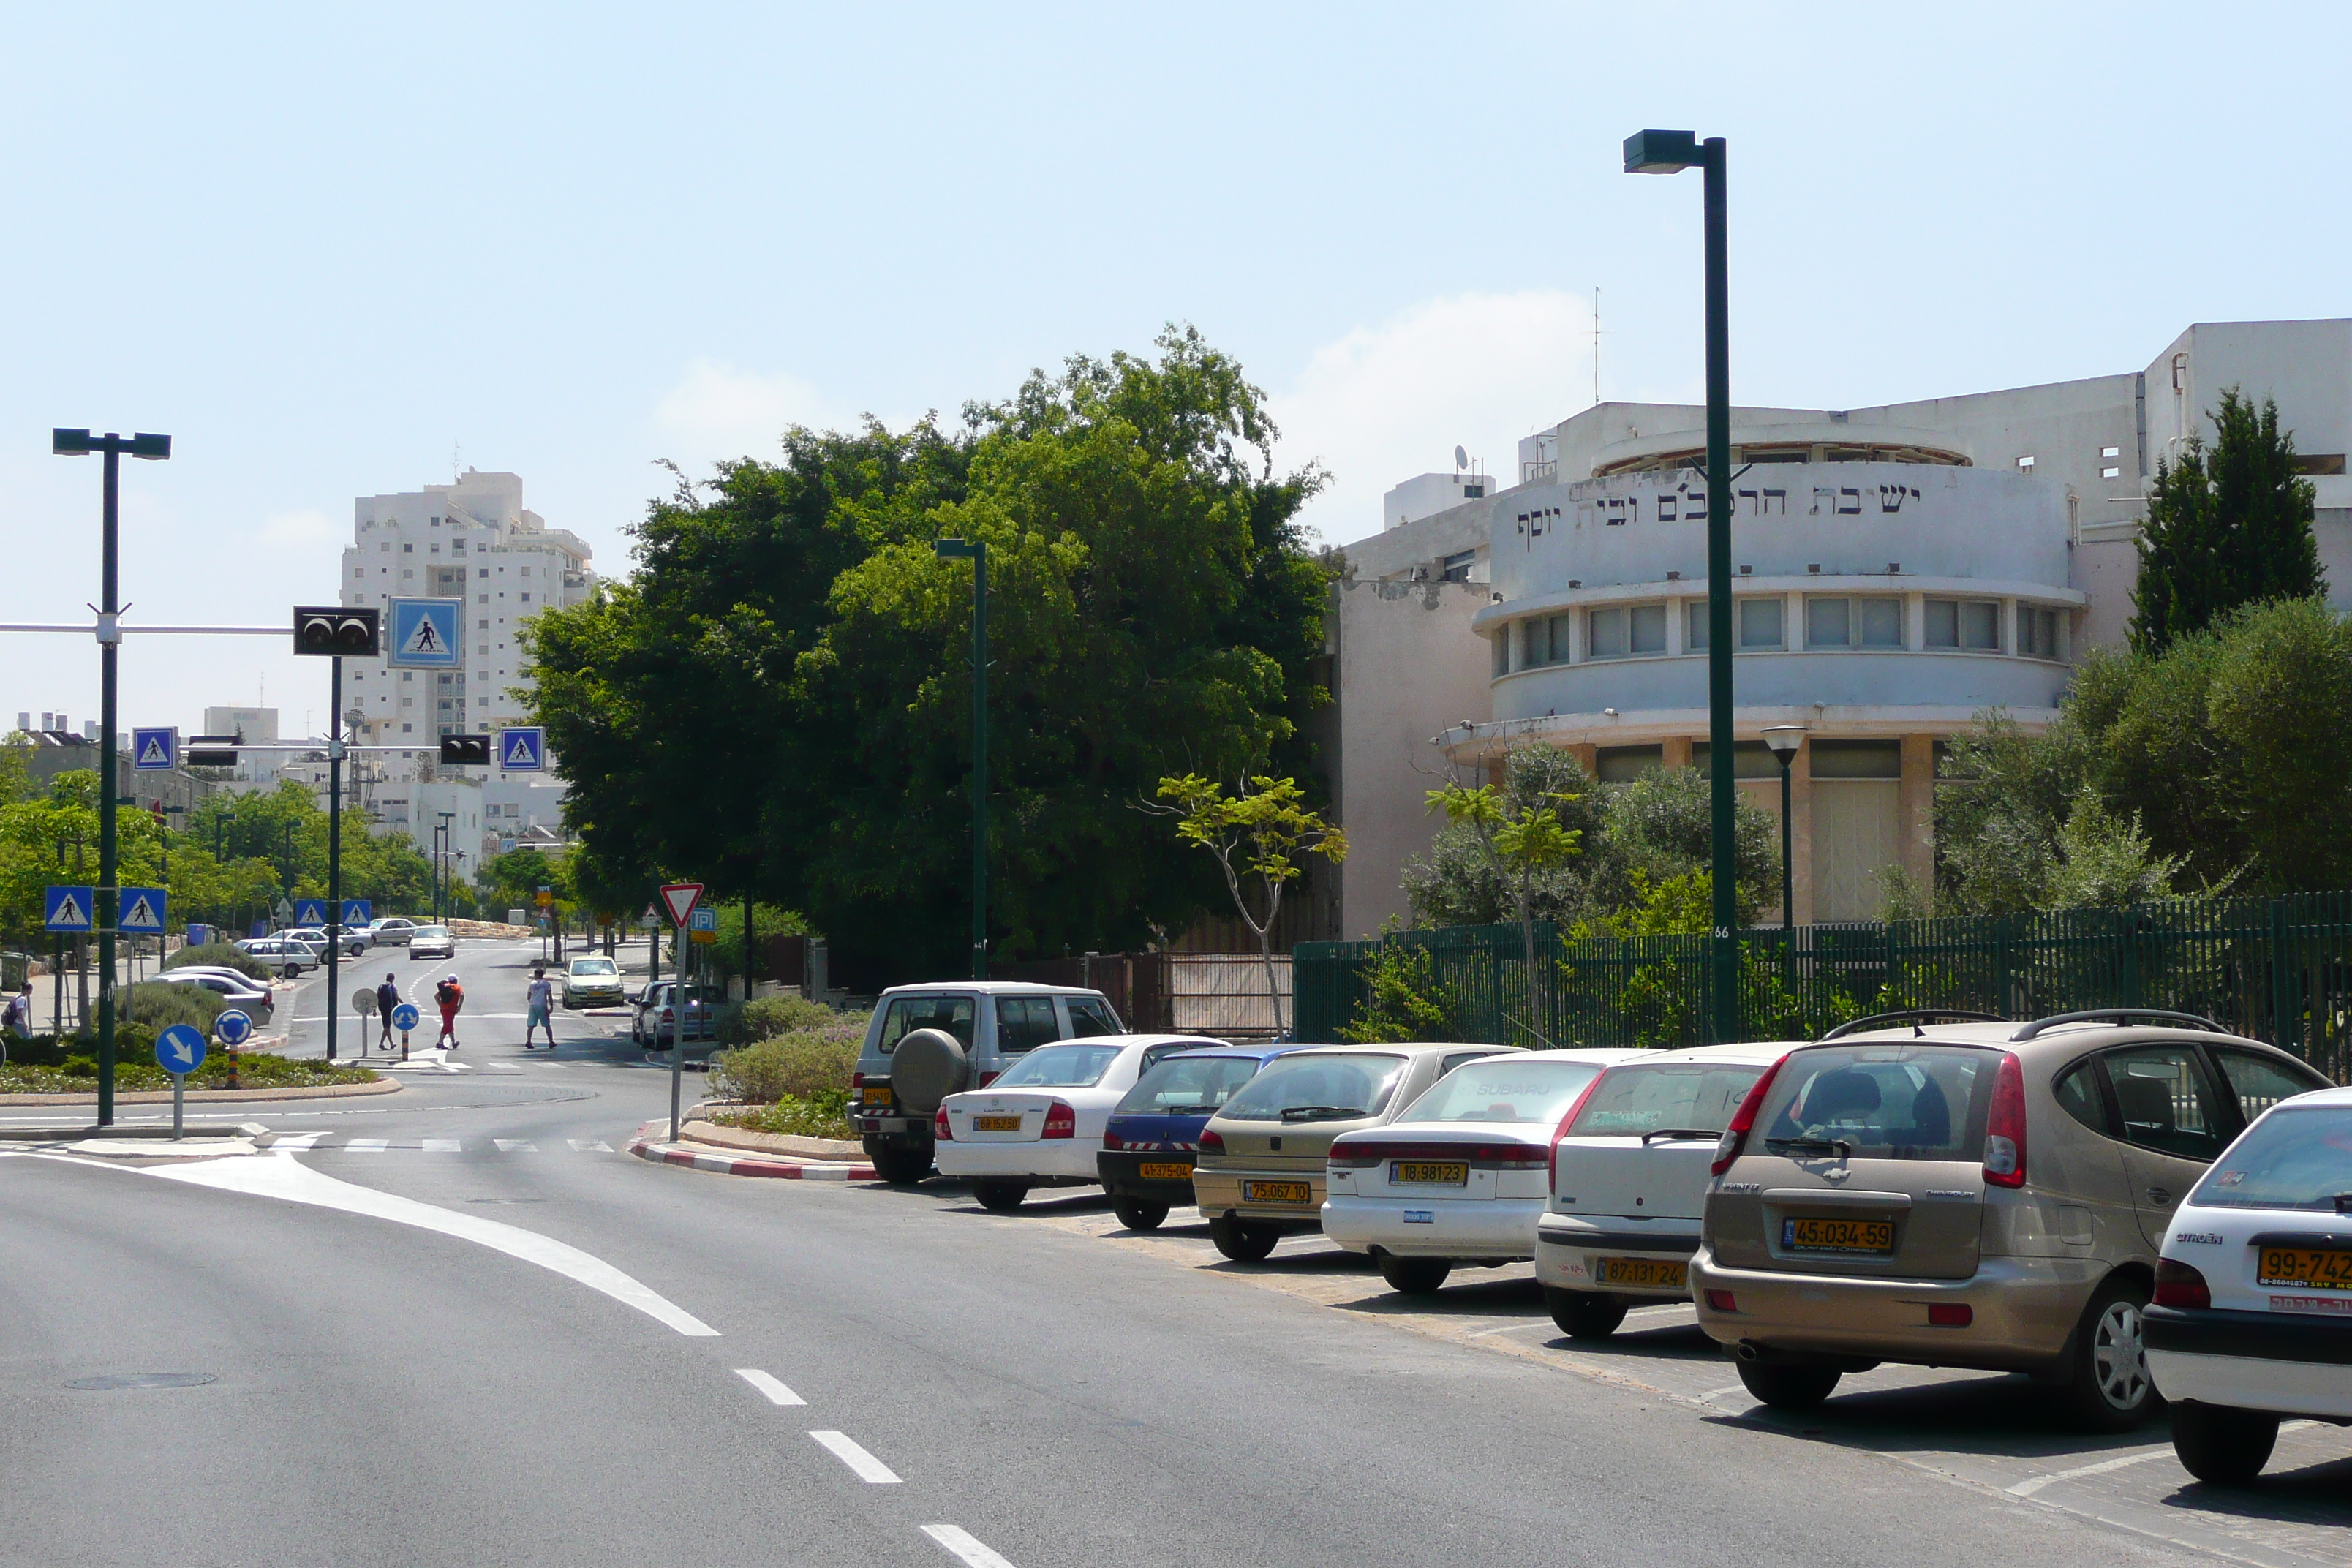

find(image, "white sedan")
[2146,1083,2352,1485]
[1321,1048,1643,1296]
[935,1036,1212,1213]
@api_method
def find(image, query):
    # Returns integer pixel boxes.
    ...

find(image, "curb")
[625,1124,874,1181]
[0,1076,402,1107]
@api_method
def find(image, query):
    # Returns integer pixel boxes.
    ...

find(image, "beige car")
[1193,1043,1523,1262]
[1692,1009,2333,1430]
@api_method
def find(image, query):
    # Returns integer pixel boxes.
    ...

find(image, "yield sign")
[658,882,704,927]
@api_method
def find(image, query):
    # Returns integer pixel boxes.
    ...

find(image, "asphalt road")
[4,938,2347,1568]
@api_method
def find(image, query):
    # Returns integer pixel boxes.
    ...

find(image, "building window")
[1462,485,1483,499]
[401,568,415,580]
[1440,550,1475,583]
[1804,595,1849,649]
[2019,606,2063,660]
[1805,595,1903,649]
[1595,745,1662,782]
[1810,739,1901,780]
[520,592,531,603]
[403,543,414,553]
[1738,597,1784,649]
[1686,601,1708,651]
[1689,740,1779,779]
[1926,597,2000,652]
[1589,603,1665,659]
[479,595,489,604]
[1492,633,1509,678]
[1588,606,1626,660]
[479,619,490,630]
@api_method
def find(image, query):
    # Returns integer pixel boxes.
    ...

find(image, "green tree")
[2131,388,2325,654]
[1426,776,1582,996]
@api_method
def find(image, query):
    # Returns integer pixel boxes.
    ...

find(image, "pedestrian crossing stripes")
[268,1135,624,1154]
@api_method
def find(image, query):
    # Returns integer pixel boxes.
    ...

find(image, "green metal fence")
[1294,892,2352,1080]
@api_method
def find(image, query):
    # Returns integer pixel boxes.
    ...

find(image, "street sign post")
[132,727,177,771]
[497,726,545,772]
[656,883,706,1142]
[386,598,460,668]
[293,898,328,929]
[118,886,165,935]
[154,1022,206,1140]
[391,1000,420,1061]
[45,886,94,933]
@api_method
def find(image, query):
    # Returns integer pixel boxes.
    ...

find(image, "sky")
[4,1,2348,739]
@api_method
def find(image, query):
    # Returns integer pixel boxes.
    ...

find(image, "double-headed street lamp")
[1624,130,1738,1042]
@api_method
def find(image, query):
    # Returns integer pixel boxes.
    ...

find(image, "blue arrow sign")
[292,899,328,928]
[214,1009,252,1047]
[390,1001,421,1032]
[132,727,177,771]
[387,598,461,668]
[342,898,372,928]
[497,726,545,772]
[155,1023,207,1075]
[118,886,166,935]
[44,886,94,932]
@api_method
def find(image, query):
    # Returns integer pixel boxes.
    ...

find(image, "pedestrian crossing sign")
[132,727,177,770]
[293,898,328,927]
[45,885,94,932]
[118,886,166,935]
[343,898,372,927]
[387,598,461,668]
[497,726,545,772]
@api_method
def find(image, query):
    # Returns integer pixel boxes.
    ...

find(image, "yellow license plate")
[864,1085,893,1107]
[1137,1161,1194,1180]
[1243,1180,1313,1205]
[1782,1216,1895,1254]
[2258,1248,2352,1289]
[1597,1257,1688,1289]
[1390,1161,1469,1186]
[972,1115,1022,1131]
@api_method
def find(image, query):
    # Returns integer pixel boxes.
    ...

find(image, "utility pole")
[932,539,988,979]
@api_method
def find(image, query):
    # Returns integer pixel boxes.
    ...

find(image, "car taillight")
[934,1107,953,1140]
[979,1071,1000,1088]
[1982,1051,2027,1188]
[660,1008,674,1022]
[1549,1068,1612,1188]
[1041,1101,1077,1139]
[853,1072,867,1090]
[1711,1054,1788,1177]
[1199,1128,1225,1154]
[1327,1140,1382,1170]
[2154,1257,2211,1309]
[1103,1130,1124,1150]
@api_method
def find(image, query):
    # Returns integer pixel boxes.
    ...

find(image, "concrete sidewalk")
[626,1119,875,1180]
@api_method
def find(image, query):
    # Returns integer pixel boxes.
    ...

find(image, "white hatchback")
[1322,1048,1642,1296]
[1537,1042,1790,1338]
[935,1036,1214,1213]
[2146,1083,2352,1485]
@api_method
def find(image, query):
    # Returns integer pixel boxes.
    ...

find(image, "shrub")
[165,943,272,982]
[712,1028,859,1104]
[712,1093,855,1141]
[722,993,843,1046]
[120,981,225,1033]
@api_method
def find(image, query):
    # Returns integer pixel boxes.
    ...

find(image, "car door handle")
[2145,1186,2173,1207]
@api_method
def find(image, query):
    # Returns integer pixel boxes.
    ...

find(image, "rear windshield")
[991,1043,1123,1089]
[1568,1060,1771,1138]
[2191,1107,2352,1210]
[1115,1056,1264,1115]
[1756,1045,1994,1162]
[1402,1057,1607,1125]
[878,994,974,1053]
[411,927,448,940]
[1220,1053,1406,1123]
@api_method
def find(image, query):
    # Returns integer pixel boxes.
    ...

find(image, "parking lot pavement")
[860,1181,2352,1568]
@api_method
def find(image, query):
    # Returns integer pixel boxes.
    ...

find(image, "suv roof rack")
[2009,1008,2225,1041]
[1817,1009,2004,1041]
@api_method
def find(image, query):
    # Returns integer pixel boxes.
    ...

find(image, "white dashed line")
[922,1523,1019,1568]
[568,1138,611,1152]
[271,1133,325,1150]
[421,1139,462,1152]
[494,1139,538,1153]
[734,1368,807,1406]
[347,1139,388,1153]
[808,1430,900,1483]
[2005,1420,2317,1496]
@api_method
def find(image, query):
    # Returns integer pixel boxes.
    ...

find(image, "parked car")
[232,937,313,977]
[282,925,369,958]
[407,925,456,961]
[154,969,274,1020]
[1690,1009,2334,1430]
[1193,1042,1526,1263]
[630,981,717,1048]
[935,1036,1221,1212]
[2146,1082,2352,1484]
[369,917,419,947]
[1537,1043,1789,1337]
[1324,1047,1643,1294]
[560,955,626,1009]
[851,981,1126,1186]
[1101,1044,1299,1230]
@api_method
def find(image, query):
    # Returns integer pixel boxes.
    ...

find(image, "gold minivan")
[1692,1009,2332,1430]
[1192,1043,1522,1262]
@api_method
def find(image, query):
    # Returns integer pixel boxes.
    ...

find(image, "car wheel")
[1112,1196,1169,1232]
[973,1180,1029,1213]
[869,1145,934,1186]
[1735,1358,1843,1410]
[1208,1217,1281,1262]
[2062,1275,2160,1432]
[2169,1401,2280,1485]
[1545,1286,1629,1340]
[1377,1256,1452,1295]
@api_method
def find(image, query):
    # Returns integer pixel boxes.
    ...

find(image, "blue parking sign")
[388,598,461,668]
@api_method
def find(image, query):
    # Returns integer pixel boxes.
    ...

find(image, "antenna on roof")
[1593,286,1604,407]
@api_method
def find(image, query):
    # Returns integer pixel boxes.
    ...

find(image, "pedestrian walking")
[374,973,400,1052]
[524,966,556,1049]
[4,981,31,1043]
[434,973,464,1049]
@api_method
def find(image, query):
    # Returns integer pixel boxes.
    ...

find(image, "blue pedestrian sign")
[132,727,177,770]
[45,886,94,932]
[390,1001,421,1032]
[214,1009,252,1047]
[497,726,545,772]
[342,898,372,928]
[155,1023,207,1075]
[293,898,328,927]
[118,886,166,935]
[387,598,461,668]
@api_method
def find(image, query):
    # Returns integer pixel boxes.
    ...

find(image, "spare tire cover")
[889,1028,970,1115]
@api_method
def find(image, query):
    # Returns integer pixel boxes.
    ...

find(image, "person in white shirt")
[524,968,556,1049]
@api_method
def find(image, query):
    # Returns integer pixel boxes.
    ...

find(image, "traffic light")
[439,734,491,766]
[293,606,381,657]
[185,735,239,766]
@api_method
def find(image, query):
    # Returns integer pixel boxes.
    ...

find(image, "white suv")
[852,981,1124,1185]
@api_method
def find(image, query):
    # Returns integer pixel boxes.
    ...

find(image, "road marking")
[347,1139,388,1153]
[2005,1420,2319,1496]
[421,1139,462,1152]
[734,1368,807,1406]
[568,1138,611,1152]
[271,1133,326,1150]
[808,1430,900,1483]
[922,1524,1018,1567]
[494,1139,537,1153]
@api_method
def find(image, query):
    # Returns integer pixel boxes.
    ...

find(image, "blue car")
[1098,1044,1305,1231]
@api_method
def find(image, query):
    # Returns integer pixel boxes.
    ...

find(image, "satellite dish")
[1454,445,1469,470]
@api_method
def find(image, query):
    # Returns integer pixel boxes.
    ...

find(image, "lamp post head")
[1762,724,1806,758]
[1623,129,1701,174]
[934,538,981,560]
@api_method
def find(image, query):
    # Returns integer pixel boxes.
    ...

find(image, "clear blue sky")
[4,1,2345,737]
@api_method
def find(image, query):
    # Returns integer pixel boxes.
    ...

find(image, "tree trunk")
[1257,889,1286,1040]
[1518,882,1539,1048]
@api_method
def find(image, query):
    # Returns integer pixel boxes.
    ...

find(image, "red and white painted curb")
[627,1128,875,1181]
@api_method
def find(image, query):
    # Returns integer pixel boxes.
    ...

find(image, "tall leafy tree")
[2131,388,2325,653]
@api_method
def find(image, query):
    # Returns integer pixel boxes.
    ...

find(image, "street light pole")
[437,812,455,921]
[1624,131,1738,1043]
[325,655,342,1060]
[52,427,170,1126]
[933,539,988,980]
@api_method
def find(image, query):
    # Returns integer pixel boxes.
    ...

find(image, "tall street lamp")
[51,427,170,1126]
[1761,726,1805,932]
[1624,129,1738,1042]
[933,539,988,980]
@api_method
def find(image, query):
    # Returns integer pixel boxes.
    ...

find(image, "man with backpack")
[374,973,401,1052]
[4,981,31,1043]
[434,973,464,1049]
